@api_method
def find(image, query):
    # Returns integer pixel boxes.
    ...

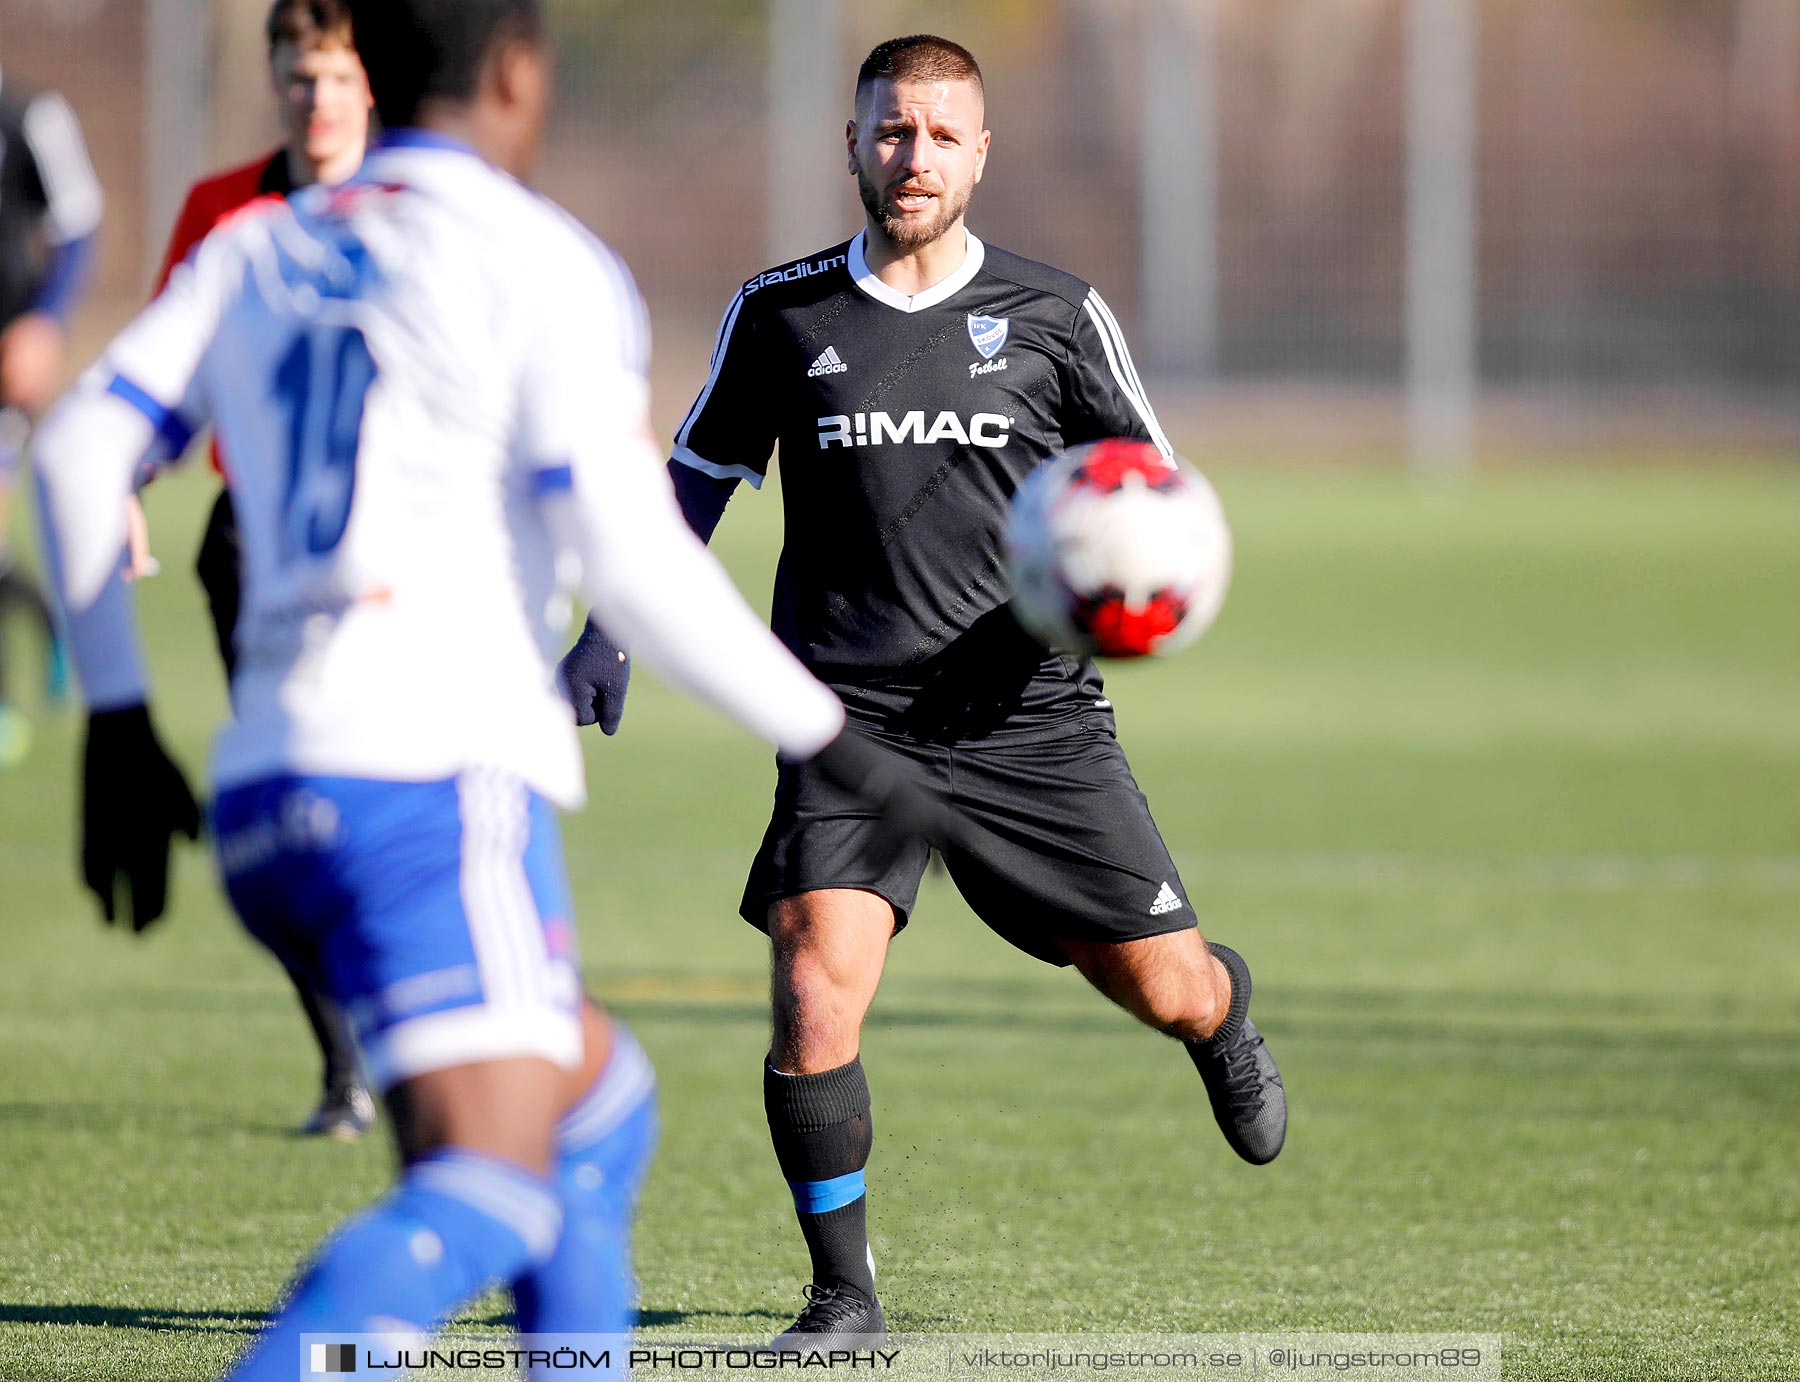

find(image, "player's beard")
[856,165,976,251]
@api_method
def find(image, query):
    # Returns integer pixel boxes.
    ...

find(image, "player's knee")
[767,894,888,1070]
[389,1060,565,1174]
[771,958,865,1071]
[771,975,864,1073]
[770,936,867,1022]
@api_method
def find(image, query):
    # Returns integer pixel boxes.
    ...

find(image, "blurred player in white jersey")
[0,59,102,764]
[137,0,378,1142]
[32,0,950,1375]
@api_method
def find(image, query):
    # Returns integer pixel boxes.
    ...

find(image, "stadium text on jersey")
[743,252,849,296]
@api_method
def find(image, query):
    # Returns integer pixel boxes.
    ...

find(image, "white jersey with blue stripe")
[40,132,843,806]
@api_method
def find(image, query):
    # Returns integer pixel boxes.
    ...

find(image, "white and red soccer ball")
[1003,438,1232,659]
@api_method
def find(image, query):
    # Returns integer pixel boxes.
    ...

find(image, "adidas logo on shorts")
[807,346,848,377]
[1149,881,1183,916]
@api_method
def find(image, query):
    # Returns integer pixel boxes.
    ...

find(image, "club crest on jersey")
[967,313,1009,359]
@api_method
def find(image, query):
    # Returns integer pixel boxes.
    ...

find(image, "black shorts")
[740,714,1195,966]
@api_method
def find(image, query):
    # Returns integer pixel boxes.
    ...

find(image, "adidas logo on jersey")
[1149,882,1183,916]
[818,410,1013,450]
[808,346,848,377]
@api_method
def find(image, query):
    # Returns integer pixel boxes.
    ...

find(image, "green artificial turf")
[2,459,1796,1380]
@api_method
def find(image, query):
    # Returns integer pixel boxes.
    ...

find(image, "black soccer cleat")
[1186,942,1286,1165]
[768,1284,888,1351]
[301,1082,376,1141]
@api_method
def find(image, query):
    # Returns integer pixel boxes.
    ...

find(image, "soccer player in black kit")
[563,33,1288,1344]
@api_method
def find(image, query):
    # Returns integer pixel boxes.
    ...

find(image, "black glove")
[81,704,202,931]
[557,617,631,734]
[807,725,962,867]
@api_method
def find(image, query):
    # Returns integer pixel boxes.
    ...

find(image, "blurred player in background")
[561,34,1288,1345]
[133,0,377,1140]
[140,0,374,613]
[0,59,101,765]
[32,0,951,1374]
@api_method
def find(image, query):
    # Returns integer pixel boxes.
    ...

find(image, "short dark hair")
[265,0,356,54]
[856,34,984,103]
[345,0,543,130]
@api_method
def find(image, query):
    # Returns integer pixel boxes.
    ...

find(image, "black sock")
[194,490,242,682]
[764,1054,876,1300]
[289,969,361,1093]
[1187,941,1252,1060]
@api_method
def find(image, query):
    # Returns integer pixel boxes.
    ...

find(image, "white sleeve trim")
[23,92,104,244]
[1081,289,1173,458]
[674,288,747,449]
[671,442,764,489]
[31,388,156,709]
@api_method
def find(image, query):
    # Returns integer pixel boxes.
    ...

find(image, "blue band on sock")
[788,1170,865,1215]
[409,1151,562,1260]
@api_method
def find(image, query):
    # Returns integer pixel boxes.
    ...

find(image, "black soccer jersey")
[672,231,1171,732]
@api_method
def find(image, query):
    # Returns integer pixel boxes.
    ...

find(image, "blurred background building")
[6,0,1798,466]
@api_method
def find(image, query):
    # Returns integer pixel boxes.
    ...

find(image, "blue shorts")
[212,769,584,1091]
